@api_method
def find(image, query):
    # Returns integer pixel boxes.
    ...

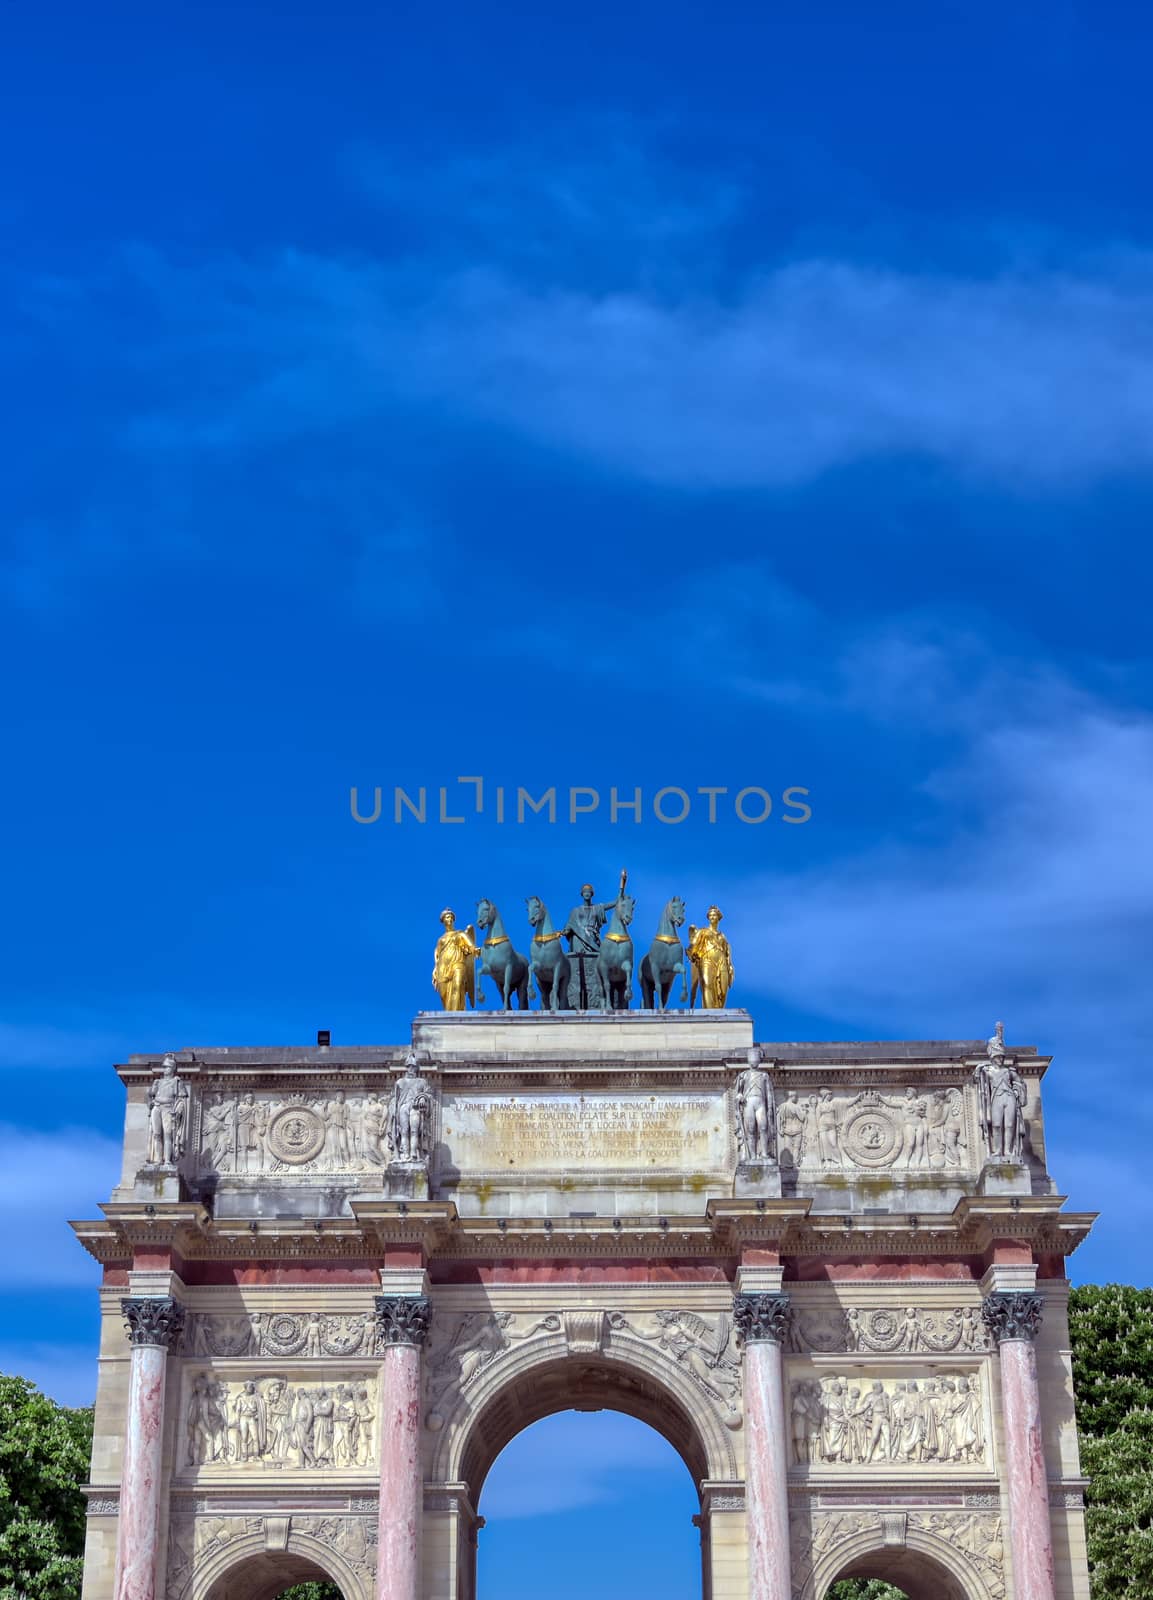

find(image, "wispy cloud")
[0,1125,121,1286]
[97,237,1153,492]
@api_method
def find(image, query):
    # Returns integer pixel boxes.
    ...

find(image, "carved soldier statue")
[975,1020,1027,1160]
[387,1051,433,1163]
[735,1046,775,1162]
[562,871,626,1010]
[147,1054,190,1165]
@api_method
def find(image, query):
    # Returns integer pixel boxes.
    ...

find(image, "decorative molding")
[373,1294,432,1347]
[86,1495,120,1516]
[981,1291,1043,1345]
[789,1305,989,1355]
[187,1310,377,1359]
[122,1297,185,1349]
[734,1292,793,1346]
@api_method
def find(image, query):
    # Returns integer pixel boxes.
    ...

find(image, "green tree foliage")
[827,1582,906,1599]
[0,1375,93,1600]
[1069,1284,1153,1598]
[276,1587,341,1600]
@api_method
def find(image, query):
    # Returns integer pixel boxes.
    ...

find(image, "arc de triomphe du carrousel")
[72,887,1096,1600]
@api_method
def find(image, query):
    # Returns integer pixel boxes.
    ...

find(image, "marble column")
[734,1292,793,1600]
[982,1291,1055,1600]
[114,1297,185,1600]
[374,1294,432,1600]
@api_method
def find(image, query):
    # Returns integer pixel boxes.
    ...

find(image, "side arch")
[187,1524,370,1600]
[802,1522,1001,1600]
[428,1332,738,1496]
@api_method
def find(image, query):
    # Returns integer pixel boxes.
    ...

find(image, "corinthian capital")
[981,1291,1043,1345]
[121,1297,185,1349]
[733,1291,792,1346]
[374,1294,432,1348]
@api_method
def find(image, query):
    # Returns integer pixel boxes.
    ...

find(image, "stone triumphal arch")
[75,1009,1095,1600]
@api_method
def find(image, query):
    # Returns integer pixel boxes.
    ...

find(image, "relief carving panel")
[776,1086,969,1173]
[788,1305,989,1354]
[789,1370,988,1467]
[179,1372,377,1474]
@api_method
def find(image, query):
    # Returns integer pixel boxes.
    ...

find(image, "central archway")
[201,1551,345,1600]
[479,1408,702,1600]
[435,1347,733,1600]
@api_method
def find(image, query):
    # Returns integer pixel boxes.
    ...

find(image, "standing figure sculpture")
[431,908,480,1011]
[387,1051,433,1163]
[688,904,734,1009]
[596,892,636,1011]
[562,872,626,1010]
[147,1055,190,1165]
[639,895,690,1010]
[975,1020,1027,1160]
[735,1046,775,1162]
[475,899,531,1009]
[525,896,571,1011]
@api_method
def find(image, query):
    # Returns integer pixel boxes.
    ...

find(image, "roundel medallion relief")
[842,1103,901,1167]
[266,1105,326,1165]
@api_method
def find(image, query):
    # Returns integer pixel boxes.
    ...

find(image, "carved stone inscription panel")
[178,1370,378,1475]
[440,1090,728,1173]
[788,1367,989,1469]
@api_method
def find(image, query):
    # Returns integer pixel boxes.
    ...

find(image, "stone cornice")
[71,1193,1095,1266]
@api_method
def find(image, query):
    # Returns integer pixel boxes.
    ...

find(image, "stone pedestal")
[978,1159,1032,1196]
[734,1160,782,1199]
[983,1292,1056,1600]
[734,1293,792,1600]
[113,1298,184,1600]
[385,1161,430,1201]
[374,1295,431,1600]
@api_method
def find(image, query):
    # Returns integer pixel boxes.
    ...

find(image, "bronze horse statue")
[639,895,689,1010]
[596,892,635,1010]
[526,895,570,1011]
[476,898,531,1009]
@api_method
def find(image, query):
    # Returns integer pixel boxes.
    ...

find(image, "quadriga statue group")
[430,871,736,1012]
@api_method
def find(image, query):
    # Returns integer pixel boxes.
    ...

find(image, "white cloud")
[112,245,1153,492]
[0,1125,121,1286]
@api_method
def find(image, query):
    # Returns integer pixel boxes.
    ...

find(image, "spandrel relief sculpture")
[774,1084,968,1173]
[423,1311,562,1425]
[181,1372,378,1472]
[789,1372,986,1467]
[145,1056,190,1166]
[607,1308,743,1424]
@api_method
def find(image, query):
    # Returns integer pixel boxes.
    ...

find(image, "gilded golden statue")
[432,908,481,1010]
[688,904,734,1009]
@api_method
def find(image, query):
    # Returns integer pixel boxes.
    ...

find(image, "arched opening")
[449,1353,720,1600]
[479,1411,701,1600]
[202,1553,345,1600]
[822,1548,972,1600]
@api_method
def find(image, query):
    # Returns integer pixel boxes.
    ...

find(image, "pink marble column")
[734,1292,793,1600]
[113,1298,185,1600]
[983,1292,1055,1600]
[374,1295,432,1600]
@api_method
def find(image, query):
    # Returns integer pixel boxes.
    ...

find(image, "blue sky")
[2,1,1152,1589]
